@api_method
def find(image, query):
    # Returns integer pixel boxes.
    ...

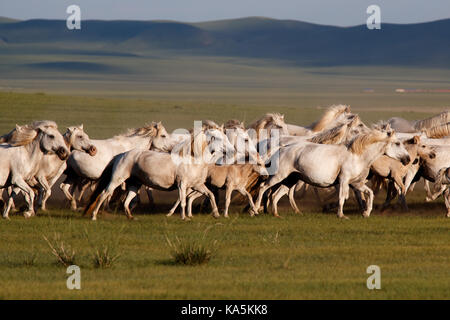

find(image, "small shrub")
[23,252,37,267]
[92,245,120,269]
[166,235,217,266]
[43,234,76,267]
[84,227,122,269]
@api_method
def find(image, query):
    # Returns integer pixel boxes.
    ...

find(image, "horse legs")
[337,179,350,219]
[289,181,304,214]
[271,185,289,217]
[77,180,92,203]
[353,183,374,218]
[192,184,219,218]
[11,178,36,218]
[254,174,286,215]
[178,183,188,220]
[237,187,257,216]
[427,183,447,202]
[187,190,202,218]
[2,187,20,219]
[123,185,140,220]
[35,176,51,212]
[443,188,450,218]
[223,186,234,218]
[145,187,155,209]
[167,188,196,217]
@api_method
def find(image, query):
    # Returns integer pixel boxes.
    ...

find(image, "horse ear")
[413,135,420,144]
[385,123,391,131]
[67,126,74,133]
[15,124,22,131]
[79,124,84,130]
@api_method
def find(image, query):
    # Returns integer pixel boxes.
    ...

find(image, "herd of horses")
[2,104,450,221]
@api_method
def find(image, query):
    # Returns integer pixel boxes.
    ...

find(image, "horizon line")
[1,15,450,28]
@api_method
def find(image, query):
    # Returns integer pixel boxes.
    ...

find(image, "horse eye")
[161,135,167,138]
[396,142,400,146]
[49,135,55,139]
[77,135,83,139]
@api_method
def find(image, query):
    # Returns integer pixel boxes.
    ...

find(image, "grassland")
[0,57,450,299]
[0,208,449,299]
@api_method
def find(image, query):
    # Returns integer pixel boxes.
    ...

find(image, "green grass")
[0,209,449,299]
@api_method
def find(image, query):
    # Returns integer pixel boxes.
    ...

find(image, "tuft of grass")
[23,252,37,267]
[166,232,218,266]
[92,245,121,269]
[84,227,123,269]
[43,233,77,267]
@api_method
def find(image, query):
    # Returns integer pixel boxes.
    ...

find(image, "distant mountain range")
[0,16,449,67]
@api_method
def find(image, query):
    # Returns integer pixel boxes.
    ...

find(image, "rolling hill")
[0,16,449,67]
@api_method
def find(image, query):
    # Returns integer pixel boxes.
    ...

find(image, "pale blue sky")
[1,0,449,26]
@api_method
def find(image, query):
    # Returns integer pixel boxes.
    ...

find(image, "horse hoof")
[338,215,350,220]
[166,212,174,217]
[24,212,33,219]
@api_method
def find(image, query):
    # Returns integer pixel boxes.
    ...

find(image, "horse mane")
[30,120,58,130]
[117,122,162,138]
[414,111,450,131]
[224,119,245,130]
[423,122,450,139]
[0,120,57,146]
[307,122,348,144]
[5,125,38,147]
[310,104,350,132]
[346,130,387,155]
[247,113,285,132]
[187,120,222,134]
[202,120,221,130]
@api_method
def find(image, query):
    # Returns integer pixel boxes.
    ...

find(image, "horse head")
[65,124,97,156]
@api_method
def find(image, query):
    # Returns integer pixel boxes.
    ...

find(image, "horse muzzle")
[85,145,97,156]
[401,155,410,166]
[56,147,69,160]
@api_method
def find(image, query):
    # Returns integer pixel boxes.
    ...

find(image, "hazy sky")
[1,0,449,26]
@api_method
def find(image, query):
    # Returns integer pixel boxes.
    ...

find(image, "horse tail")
[84,161,115,216]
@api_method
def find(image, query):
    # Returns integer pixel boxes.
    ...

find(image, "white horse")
[253,126,410,219]
[0,122,69,219]
[35,125,97,210]
[60,122,173,210]
[1,123,97,211]
[166,119,268,218]
[256,114,370,216]
[84,127,235,220]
